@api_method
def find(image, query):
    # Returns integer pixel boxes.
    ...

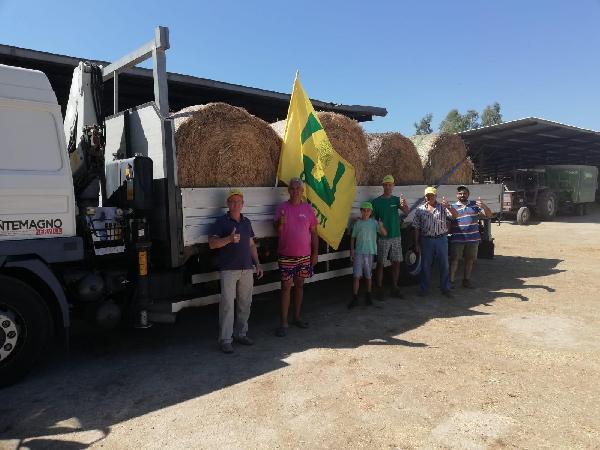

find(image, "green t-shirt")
[351,218,378,255]
[371,195,401,239]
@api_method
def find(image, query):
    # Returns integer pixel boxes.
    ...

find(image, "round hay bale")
[173,103,282,187]
[410,133,473,185]
[366,132,424,185]
[270,111,369,185]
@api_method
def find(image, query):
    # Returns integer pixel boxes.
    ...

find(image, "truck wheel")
[516,206,530,225]
[0,275,52,387]
[536,191,557,220]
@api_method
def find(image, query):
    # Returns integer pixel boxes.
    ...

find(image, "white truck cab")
[0,64,76,240]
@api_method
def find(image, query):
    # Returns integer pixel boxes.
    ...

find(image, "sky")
[1,0,599,134]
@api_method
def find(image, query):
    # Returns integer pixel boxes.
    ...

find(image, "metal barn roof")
[0,44,387,123]
[458,117,600,178]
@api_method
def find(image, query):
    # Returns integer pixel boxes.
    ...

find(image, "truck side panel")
[181,184,503,246]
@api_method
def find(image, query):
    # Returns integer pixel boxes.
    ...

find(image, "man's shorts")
[377,237,403,263]
[353,254,374,279]
[450,242,479,260]
[278,255,314,282]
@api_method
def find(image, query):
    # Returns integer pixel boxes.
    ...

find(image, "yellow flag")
[277,75,356,250]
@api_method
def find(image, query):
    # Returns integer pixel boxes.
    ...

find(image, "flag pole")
[275,70,301,188]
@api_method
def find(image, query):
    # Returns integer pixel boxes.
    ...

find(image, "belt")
[422,234,446,238]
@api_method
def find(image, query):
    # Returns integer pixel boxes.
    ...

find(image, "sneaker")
[450,280,457,289]
[391,287,404,299]
[365,292,373,306]
[442,290,454,299]
[462,279,474,289]
[220,342,234,354]
[234,335,254,346]
[348,295,358,309]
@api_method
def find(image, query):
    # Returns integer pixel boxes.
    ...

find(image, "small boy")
[349,201,387,308]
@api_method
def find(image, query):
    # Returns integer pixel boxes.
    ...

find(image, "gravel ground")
[1,205,599,449]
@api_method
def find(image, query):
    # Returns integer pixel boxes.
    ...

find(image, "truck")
[501,165,598,224]
[542,165,598,216]
[0,27,503,386]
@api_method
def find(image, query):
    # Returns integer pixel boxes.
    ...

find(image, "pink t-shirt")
[274,201,318,257]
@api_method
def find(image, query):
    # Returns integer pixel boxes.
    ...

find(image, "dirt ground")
[1,205,599,450]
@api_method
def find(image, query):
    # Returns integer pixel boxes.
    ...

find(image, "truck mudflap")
[1,258,70,328]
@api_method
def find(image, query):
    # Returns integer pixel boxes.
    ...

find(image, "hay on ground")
[270,111,369,185]
[173,103,282,187]
[366,133,424,185]
[410,133,473,185]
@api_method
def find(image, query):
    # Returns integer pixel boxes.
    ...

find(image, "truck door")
[0,66,76,241]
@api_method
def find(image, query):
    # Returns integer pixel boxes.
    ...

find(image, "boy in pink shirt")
[273,177,318,337]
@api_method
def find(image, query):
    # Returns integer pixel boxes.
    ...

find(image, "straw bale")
[365,132,424,185]
[173,103,282,187]
[270,111,370,185]
[410,133,473,185]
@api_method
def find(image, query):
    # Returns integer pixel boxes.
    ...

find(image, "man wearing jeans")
[413,186,458,298]
[209,189,263,353]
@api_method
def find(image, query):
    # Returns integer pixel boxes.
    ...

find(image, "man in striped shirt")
[413,186,458,297]
[449,185,492,288]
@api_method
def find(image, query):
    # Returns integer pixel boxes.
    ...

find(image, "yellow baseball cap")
[382,175,395,184]
[424,186,437,196]
[227,188,244,200]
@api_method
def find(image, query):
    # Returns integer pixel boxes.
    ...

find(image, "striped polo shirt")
[449,200,482,243]
[413,203,452,237]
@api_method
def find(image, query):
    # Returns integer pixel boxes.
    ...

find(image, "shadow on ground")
[0,254,563,448]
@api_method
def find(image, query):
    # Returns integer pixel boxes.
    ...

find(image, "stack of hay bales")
[271,111,370,185]
[365,133,424,185]
[410,133,472,185]
[173,103,282,187]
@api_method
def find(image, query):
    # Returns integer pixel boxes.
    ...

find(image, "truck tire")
[0,275,52,387]
[536,190,557,220]
[516,206,530,225]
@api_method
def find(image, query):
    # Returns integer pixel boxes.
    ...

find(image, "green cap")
[382,175,395,184]
[360,201,373,210]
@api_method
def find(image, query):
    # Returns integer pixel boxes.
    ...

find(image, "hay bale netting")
[365,132,424,185]
[410,133,473,185]
[173,103,282,187]
[270,111,370,185]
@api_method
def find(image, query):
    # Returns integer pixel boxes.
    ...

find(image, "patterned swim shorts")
[278,255,314,281]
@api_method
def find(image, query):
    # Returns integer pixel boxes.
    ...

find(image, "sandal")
[275,326,288,337]
[292,319,309,329]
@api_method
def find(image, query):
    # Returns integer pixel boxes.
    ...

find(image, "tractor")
[501,169,558,225]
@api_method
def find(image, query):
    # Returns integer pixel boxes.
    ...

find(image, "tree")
[439,109,464,133]
[414,113,433,135]
[462,109,480,130]
[439,109,480,133]
[481,102,503,127]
